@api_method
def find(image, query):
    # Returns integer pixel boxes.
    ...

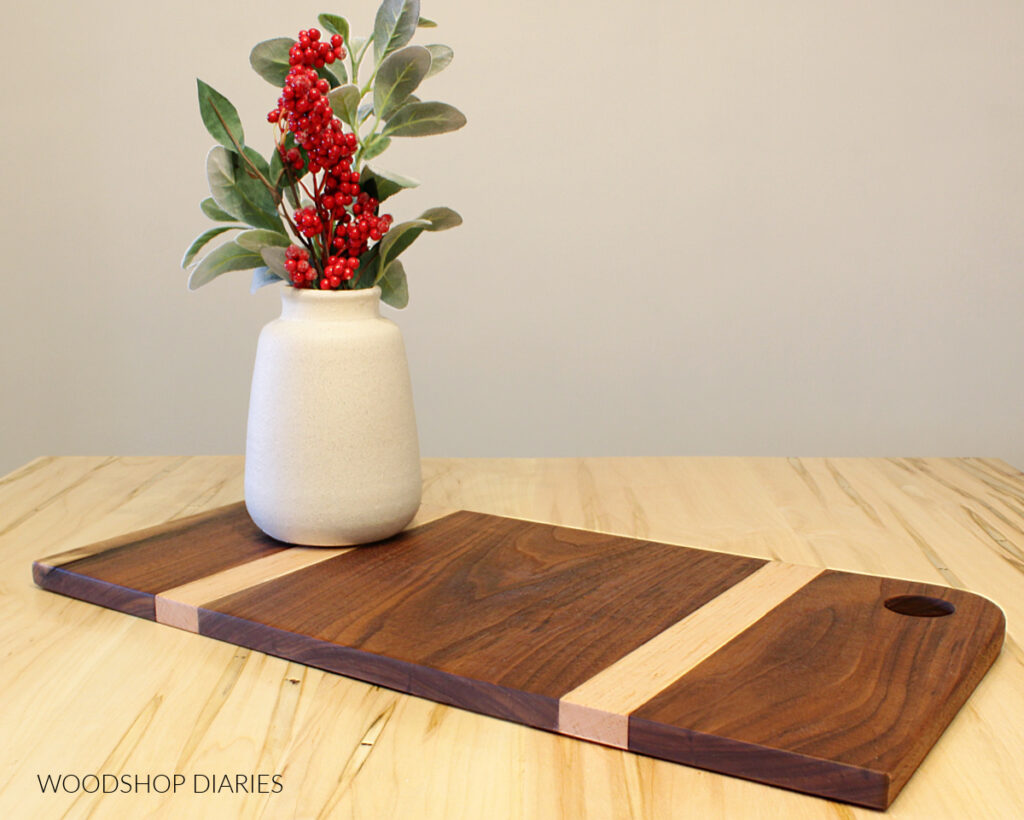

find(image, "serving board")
[33,503,1004,810]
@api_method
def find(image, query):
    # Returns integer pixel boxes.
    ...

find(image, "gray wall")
[2,0,1022,476]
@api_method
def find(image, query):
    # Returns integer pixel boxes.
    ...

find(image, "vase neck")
[280,286,381,321]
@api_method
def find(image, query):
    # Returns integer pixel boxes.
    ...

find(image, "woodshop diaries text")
[36,773,284,794]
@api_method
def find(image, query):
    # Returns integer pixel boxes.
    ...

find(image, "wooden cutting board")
[32,503,1004,810]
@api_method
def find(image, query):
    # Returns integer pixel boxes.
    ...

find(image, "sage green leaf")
[357,101,374,123]
[350,36,369,58]
[360,133,391,161]
[200,197,238,222]
[269,133,308,200]
[237,229,291,253]
[242,146,271,180]
[269,149,300,208]
[418,206,462,231]
[382,101,466,137]
[323,58,348,85]
[360,164,420,203]
[327,84,361,127]
[250,266,283,293]
[315,64,342,89]
[249,37,294,86]
[318,14,349,42]
[197,80,245,151]
[425,44,453,77]
[378,218,430,272]
[378,258,409,308]
[417,17,437,28]
[206,146,283,232]
[374,45,430,120]
[259,246,290,278]
[353,243,380,289]
[188,241,263,290]
[182,226,236,268]
[374,0,420,64]
[250,37,344,87]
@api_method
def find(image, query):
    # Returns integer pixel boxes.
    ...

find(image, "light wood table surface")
[1,456,1022,819]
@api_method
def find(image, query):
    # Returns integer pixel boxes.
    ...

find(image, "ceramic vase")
[244,286,421,545]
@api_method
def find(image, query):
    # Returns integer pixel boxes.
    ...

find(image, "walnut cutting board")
[32,503,1004,810]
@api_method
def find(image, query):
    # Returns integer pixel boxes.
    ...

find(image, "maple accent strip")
[155,546,353,632]
[558,561,824,748]
[154,505,455,632]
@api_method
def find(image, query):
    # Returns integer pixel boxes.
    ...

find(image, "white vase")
[244,286,422,546]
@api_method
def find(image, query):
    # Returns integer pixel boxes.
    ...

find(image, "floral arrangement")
[183,0,464,307]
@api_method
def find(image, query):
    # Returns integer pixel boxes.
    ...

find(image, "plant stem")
[353,34,374,81]
[212,104,279,202]
[276,155,316,260]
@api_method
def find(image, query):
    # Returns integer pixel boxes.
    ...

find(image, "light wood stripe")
[155,547,352,632]
[154,505,456,632]
[558,562,824,748]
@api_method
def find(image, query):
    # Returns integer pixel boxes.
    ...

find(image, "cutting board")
[32,503,1004,810]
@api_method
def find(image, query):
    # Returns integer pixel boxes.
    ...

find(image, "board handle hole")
[884,595,955,618]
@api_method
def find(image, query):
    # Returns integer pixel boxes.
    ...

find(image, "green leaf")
[425,44,453,78]
[269,150,300,208]
[417,17,437,28]
[350,36,368,57]
[207,146,283,232]
[182,226,236,268]
[378,259,409,308]
[374,0,420,64]
[250,266,283,293]
[361,133,391,161]
[242,146,271,180]
[197,79,245,150]
[357,101,374,123]
[249,37,294,86]
[327,84,361,128]
[360,165,419,203]
[237,229,291,253]
[374,45,430,120]
[250,37,345,87]
[418,206,462,231]
[352,243,381,289]
[382,101,466,137]
[323,58,348,85]
[316,64,342,89]
[318,14,349,42]
[269,133,308,202]
[378,219,430,273]
[259,246,290,278]
[200,197,238,222]
[188,241,263,290]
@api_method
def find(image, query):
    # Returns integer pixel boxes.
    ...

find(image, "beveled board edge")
[33,562,155,620]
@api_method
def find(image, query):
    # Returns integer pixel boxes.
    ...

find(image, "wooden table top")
[2,456,1022,818]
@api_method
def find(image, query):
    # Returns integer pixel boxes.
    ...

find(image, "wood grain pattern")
[630,571,1005,808]
[30,499,1004,809]
[153,506,454,632]
[558,561,823,748]
[5,456,1024,819]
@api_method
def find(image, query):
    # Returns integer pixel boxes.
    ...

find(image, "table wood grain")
[2,456,1023,818]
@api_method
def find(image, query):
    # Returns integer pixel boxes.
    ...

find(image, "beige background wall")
[1,0,1021,476]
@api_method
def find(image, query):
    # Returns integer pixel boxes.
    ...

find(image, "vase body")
[244,286,421,546]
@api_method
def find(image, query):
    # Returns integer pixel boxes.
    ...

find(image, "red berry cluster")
[267,27,393,290]
[284,246,313,284]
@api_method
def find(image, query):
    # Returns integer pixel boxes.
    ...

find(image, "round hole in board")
[884,595,956,618]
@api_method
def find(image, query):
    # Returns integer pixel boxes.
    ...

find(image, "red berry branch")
[186,2,466,308]
[268,28,393,289]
